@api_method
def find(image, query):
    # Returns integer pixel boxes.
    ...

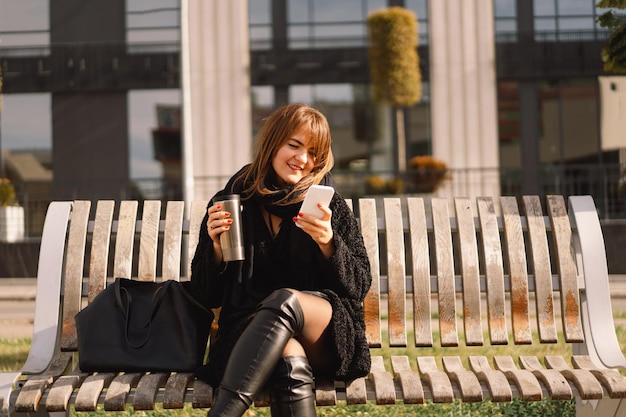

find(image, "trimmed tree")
[367,7,421,173]
[597,0,626,73]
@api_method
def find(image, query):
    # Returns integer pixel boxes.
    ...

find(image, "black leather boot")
[207,289,304,417]
[269,356,316,417]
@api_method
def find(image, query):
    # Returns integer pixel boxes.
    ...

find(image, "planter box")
[0,206,25,242]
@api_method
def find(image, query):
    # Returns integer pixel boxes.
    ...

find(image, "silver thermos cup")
[214,194,245,261]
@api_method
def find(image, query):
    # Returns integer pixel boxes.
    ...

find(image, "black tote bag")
[76,278,214,373]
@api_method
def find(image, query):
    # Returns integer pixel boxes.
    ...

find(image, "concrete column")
[181,0,252,203]
[428,0,500,198]
[50,0,129,201]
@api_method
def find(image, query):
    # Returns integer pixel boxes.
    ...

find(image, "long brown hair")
[238,103,334,204]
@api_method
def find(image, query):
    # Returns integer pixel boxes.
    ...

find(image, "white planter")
[0,206,25,243]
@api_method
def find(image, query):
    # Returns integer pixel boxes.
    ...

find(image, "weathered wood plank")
[571,355,626,398]
[113,201,138,279]
[500,197,532,344]
[345,377,368,405]
[468,356,512,402]
[407,197,432,347]
[369,356,396,404]
[360,199,382,348]
[192,379,214,408]
[14,375,54,412]
[442,356,483,402]
[138,201,161,282]
[522,196,557,343]
[545,355,603,400]
[454,198,483,346]
[60,200,91,351]
[477,197,508,344]
[46,369,88,412]
[134,373,170,410]
[87,201,114,302]
[431,198,458,347]
[390,356,424,404]
[314,377,337,406]
[163,373,195,409]
[546,195,584,342]
[188,201,208,279]
[383,198,407,347]
[162,201,184,281]
[416,356,454,403]
[74,373,116,411]
[494,355,543,401]
[519,356,573,400]
[104,373,142,411]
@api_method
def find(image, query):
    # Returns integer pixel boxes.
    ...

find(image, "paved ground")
[2,276,626,339]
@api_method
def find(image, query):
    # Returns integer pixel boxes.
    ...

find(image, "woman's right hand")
[206,203,233,263]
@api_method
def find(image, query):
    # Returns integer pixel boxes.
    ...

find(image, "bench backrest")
[53,195,585,353]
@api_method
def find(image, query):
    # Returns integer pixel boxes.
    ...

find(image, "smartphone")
[297,185,335,226]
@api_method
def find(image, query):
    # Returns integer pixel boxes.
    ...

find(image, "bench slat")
[370,356,396,404]
[104,373,142,411]
[138,201,161,282]
[547,195,584,342]
[114,201,139,279]
[416,356,454,403]
[523,196,557,343]
[455,198,483,346]
[88,201,115,301]
[441,356,483,402]
[477,197,508,344]
[384,198,407,347]
[313,377,337,406]
[134,373,170,410]
[163,201,185,281]
[545,355,604,400]
[345,378,367,405]
[494,355,543,401]
[192,379,214,408]
[75,373,117,411]
[60,201,91,351]
[360,199,382,348]
[188,201,208,279]
[501,197,532,344]
[390,355,424,404]
[407,198,433,347]
[519,356,573,400]
[45,369,88,412]
[571,355,626,398]
[163,373,195,409]
[468,356,513,402]
[431,198,458,347]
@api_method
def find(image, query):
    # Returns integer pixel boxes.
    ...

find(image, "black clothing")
[191,167,372,387]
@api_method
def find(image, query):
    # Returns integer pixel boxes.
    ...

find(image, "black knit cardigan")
[190,188,372,387]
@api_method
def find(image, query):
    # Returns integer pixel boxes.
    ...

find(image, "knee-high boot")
[269,356,316,417]
[207,289,304,417]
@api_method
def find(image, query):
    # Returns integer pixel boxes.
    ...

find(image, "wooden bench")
[2,195,626,416]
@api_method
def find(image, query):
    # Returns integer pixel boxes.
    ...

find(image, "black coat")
[191,190,372,386]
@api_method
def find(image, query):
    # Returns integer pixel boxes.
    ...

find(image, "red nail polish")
[292,217,298,222]
[216,205,222,210]
[298,212,304,217]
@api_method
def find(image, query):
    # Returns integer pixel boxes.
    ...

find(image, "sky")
[0,0,181,179]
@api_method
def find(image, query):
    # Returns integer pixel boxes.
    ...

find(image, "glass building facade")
[0,0,624,220]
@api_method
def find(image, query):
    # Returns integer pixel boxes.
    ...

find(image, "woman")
[191,103,372,417]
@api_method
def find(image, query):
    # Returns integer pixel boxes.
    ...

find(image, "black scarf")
[216,164,332,303]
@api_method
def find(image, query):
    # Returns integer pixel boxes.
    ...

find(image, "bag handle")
[114,279,174,349]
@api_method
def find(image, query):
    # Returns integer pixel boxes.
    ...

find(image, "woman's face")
[271,124,316,185]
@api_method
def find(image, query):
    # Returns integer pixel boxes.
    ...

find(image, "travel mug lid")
[214,194,240,202]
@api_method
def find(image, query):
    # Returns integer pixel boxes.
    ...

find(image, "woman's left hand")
[294,203,335,258]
